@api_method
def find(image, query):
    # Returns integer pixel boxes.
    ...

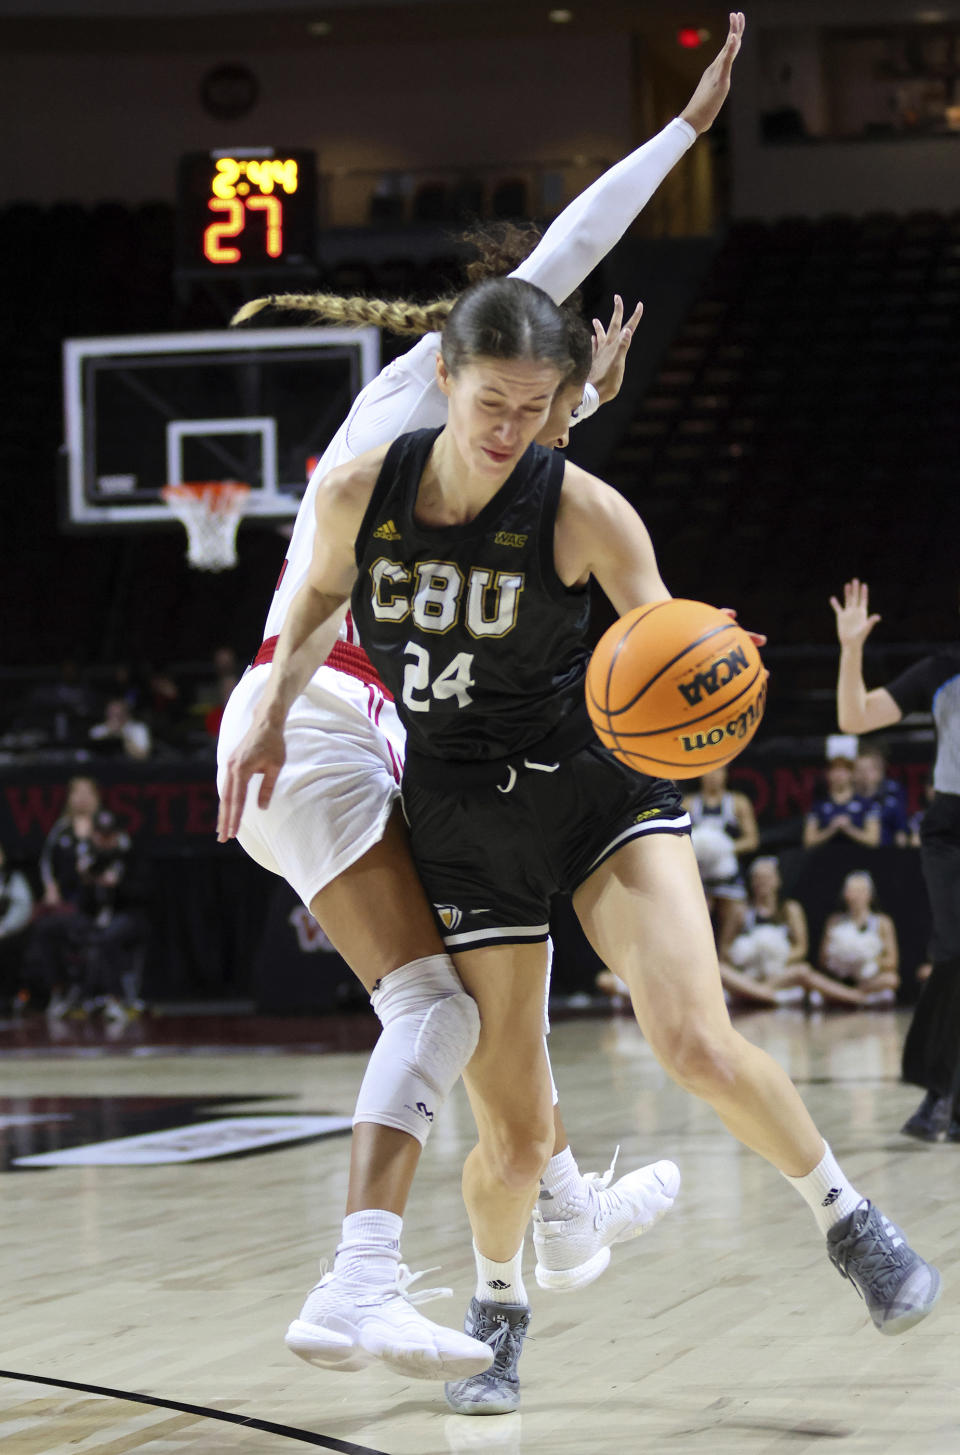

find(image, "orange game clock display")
[176,149,316,273]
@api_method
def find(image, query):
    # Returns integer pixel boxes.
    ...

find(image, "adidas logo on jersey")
[373,518,402,540]
[494,529,528,548]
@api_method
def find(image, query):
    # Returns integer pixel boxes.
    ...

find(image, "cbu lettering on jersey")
[369,559,524,638]
[351,427,591,764]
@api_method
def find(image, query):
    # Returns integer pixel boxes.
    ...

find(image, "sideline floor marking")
[0,1369,391,1454]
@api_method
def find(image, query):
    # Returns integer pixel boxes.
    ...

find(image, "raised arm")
[217,450,384,840]
[830,579,902,734]
[512,12,745,305]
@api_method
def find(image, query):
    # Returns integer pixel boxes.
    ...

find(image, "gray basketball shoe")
[444,1299,530,1415]
[826,1199,941,1335]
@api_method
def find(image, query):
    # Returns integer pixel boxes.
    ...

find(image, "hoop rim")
[160,480,252,571]
[161,480,251,504]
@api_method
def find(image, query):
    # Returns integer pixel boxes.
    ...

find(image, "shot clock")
[176,148,317,273]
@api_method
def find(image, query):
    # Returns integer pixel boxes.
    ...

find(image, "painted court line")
[0,1369,392,1455]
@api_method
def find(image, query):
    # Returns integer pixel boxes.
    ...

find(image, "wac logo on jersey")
[677,644,750,707]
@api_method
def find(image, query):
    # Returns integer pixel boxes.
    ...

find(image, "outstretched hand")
[589,296,643,404]
[830,578,881,649]
[680,12,746,136]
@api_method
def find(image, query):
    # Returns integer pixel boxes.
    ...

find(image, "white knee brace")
[352,953,480,1146]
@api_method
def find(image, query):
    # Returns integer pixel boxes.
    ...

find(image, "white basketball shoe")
[285,1265,494,1380]
[533,1150,681,1291]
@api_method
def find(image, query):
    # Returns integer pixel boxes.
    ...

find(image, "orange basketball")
[585,599,766,779]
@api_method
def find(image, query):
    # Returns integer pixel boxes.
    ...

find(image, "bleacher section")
[605,209,960,648]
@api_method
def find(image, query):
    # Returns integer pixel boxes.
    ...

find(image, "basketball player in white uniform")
[218,16,746,1383]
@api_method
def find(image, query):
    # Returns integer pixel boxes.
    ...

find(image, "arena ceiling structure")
[0,0,733,51]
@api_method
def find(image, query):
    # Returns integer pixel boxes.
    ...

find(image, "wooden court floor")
[0,1008,956,1455]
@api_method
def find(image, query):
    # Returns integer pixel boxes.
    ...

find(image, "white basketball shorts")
[217,662,405,909]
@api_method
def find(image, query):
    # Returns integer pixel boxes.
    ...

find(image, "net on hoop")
[161,482,251,571]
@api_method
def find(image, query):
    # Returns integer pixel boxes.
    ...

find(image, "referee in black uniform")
[832,578,960,1140]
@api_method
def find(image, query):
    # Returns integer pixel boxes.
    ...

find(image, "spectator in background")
[718,856,811,1006]
[684,765,759,946]
[819,871,900,1007]
[26,778,143,1020]
[89,697,152,759]
[39,775,101,908]
[853,746,909,847]
[26,775,102,1011]
[0,842,33,1010]
[72,809,146,1019]
[802,735,880,850]
[718,857,873,1009]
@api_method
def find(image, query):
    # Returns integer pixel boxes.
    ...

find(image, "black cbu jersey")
[351,427,591,764]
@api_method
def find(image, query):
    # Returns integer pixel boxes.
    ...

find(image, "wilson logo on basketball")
[677,644,750,707]
[679,679,766,753]
[585,599,767,780]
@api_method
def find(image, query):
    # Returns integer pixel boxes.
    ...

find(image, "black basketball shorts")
[402,741,690,953]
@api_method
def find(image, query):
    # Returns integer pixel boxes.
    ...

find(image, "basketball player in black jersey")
[234,280,940,1413]
[833,578,960,1141]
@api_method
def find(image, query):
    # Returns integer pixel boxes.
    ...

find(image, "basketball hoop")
[161,481,251,571]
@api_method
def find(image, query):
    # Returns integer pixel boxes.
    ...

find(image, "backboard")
[62,326,380,527]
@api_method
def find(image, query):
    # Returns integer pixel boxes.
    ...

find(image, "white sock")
[332,1209,402,1287]
[782,1142,863,1234]
[538,1145,588,1219]
[473,1239,527,1305]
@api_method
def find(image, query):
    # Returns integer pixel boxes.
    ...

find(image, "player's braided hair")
[230,222,583,335]
[231,293,455,335]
